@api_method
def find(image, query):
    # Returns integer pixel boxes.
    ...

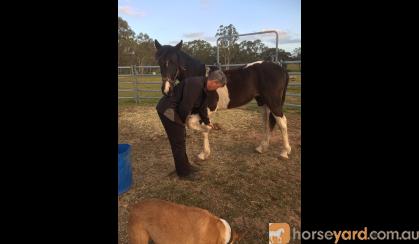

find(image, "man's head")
[206,69,227,91]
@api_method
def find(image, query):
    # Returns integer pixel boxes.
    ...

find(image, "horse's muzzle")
[161,80,174,96]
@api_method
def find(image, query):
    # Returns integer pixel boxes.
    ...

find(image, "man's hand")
[206,122,222,130]
[199,120,220,130]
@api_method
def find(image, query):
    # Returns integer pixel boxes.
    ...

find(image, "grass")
[285,63,301,72]
[118,76,161,98]
[118,63,301,243]
[118,106,301,244]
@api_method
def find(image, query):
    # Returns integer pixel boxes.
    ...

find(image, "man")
[156,70,227,179]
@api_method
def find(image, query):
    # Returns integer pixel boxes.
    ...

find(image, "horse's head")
[154,39,186,96]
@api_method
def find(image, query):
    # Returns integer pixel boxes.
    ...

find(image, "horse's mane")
[155,46,202,65]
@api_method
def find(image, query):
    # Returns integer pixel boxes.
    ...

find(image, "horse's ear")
[154,40,162,50]
[175,40,183,49]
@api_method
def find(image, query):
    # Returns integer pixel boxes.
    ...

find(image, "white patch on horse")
[186,114,212,160]
[186,114,211,132]
[198,131,210,160]
[186,114,201,130]
[220,218,231,244]
[163,81,170,94]
[215,85,230,109]
[244,60,263,68]
[274,114,291,158]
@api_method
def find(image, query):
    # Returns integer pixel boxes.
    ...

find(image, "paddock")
[118,104,301,243]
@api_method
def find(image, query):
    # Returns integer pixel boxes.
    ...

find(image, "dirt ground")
[118,105,301,243]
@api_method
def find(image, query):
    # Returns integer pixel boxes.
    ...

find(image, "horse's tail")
[268,65,289,129]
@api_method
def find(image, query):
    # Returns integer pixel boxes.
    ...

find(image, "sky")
[118,0,301,52]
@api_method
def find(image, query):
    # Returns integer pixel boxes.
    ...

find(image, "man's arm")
[177,79,203,123]
[198,98,211,125]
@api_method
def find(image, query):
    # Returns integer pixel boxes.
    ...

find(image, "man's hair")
[207,70,227,86]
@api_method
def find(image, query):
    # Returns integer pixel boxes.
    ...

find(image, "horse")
[154,40,291,159]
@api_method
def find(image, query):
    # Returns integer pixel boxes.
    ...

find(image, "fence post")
[131,65,139,105]
[135,65,140,104]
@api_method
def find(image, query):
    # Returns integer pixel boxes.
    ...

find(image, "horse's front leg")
[186,114,212,160]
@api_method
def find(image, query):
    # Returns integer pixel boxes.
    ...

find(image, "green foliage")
[182,40,216,65]
[118,18,300,66]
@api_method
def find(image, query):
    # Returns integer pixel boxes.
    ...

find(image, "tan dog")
[128,199,238,244]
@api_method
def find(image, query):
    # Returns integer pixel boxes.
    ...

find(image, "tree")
[237,39,267,63]
[215,24,239,68]
[117,17,298,68]
[182,40,216,65]
[292,47,301,60]
[134,32,157,67]
[118,17,158,67]
[118,17,136,65]
[260,48,292,62]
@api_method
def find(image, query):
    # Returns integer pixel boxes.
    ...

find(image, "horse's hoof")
[255,145,264,154]
[279,151,289,159]
[256,144,270,154]
[197,152,209,161]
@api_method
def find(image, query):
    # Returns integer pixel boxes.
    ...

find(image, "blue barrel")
[118,144,133,195]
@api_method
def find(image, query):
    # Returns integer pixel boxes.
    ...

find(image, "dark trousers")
[158,112,191,176]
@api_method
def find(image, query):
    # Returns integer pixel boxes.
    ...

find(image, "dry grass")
[118,105,301,244]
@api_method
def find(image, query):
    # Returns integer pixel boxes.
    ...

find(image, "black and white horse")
[154,40,291,159]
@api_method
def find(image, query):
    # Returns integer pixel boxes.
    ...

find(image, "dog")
[128,199,238,244]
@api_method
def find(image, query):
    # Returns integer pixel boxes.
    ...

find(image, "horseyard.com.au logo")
[269,223,291,244]
[268,224,419,243]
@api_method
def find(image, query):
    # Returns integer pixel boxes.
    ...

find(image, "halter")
[157,51,184,83]
[162,61,181,84]
[172,67,180,83]
[162,64,182,96]
[171,58,186,83]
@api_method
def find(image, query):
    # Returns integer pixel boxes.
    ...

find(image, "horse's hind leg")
[256,105,273,153]
[270,108,291,159]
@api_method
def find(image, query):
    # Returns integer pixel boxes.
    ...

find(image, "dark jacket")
[156,77,210,125]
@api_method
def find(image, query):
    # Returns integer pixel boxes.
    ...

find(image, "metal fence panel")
[118,62,300,109]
